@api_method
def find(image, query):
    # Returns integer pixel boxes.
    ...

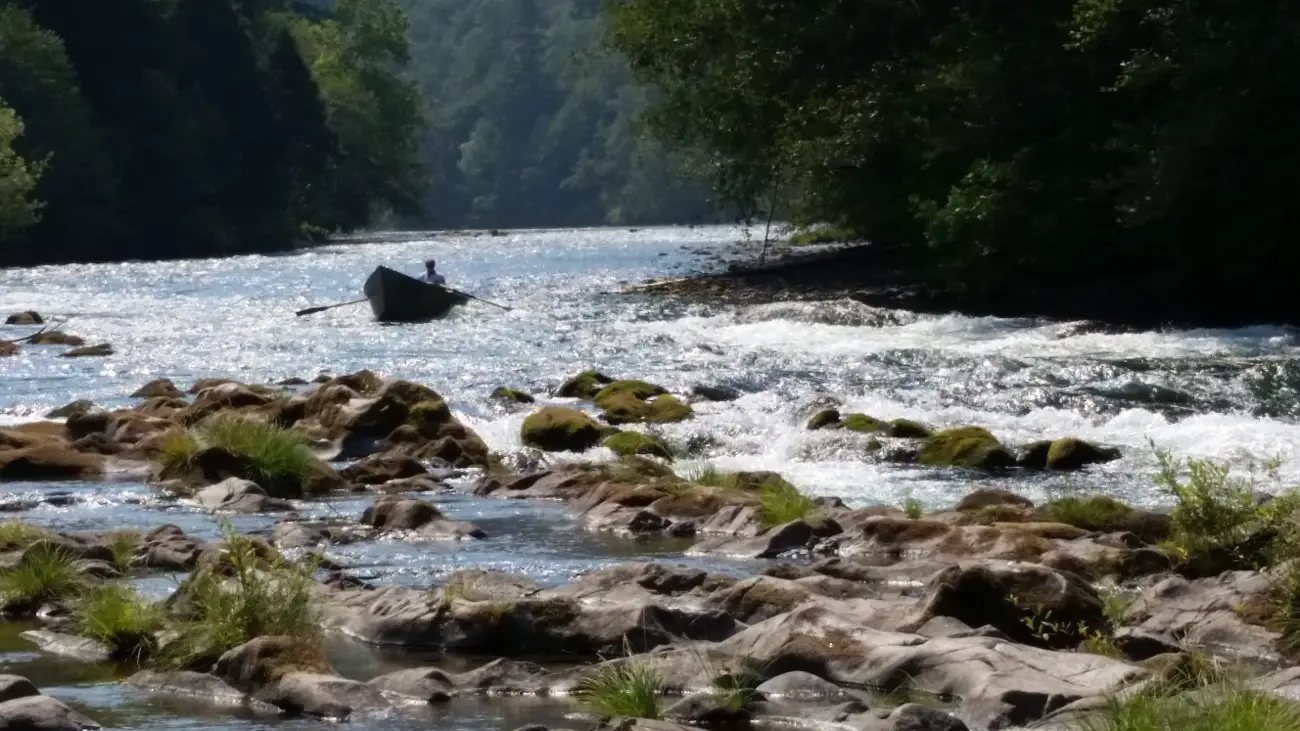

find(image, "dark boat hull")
[363,266,469,322]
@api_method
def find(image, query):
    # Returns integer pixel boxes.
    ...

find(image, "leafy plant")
[902,495,924,519]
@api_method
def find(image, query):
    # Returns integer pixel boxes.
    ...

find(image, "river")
[1,225,1299,728]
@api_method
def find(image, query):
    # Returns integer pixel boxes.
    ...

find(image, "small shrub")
[1098,585,1134,629]
[0,521,46,550]
[902,496,924,519]
[73,584,164,663]
[0,544,82,611]
[758,479,817,527]
[159,521,317,669]
[1084,686,1300,731]
[1080,631,1124,659]
[575,660,663,720]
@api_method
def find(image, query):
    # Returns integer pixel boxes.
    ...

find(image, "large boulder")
[339,453,428,485]
[0,445,104,481]
[131,378,184,399]
[361,495,486,540]
[520,407,614,452]
[4,311,41,325]
[195,478,296,514]
[917,428,1015,470]
[491,387,535,404]
[213,636,390,719]
[0,694,99,730]
[555,370,614,399]
[595,381,693,425]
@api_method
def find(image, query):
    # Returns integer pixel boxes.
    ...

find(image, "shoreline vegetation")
[0,351,1298,727]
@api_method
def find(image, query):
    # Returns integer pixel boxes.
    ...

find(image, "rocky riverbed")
[3,227,1300,731]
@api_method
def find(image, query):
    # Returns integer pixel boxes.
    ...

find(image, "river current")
[1,225,1299,728]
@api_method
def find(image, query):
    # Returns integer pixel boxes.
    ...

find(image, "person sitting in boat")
[422,258,446,286]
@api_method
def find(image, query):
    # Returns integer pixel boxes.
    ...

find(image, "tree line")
[604,0,1300,323]
[0,0,423,265]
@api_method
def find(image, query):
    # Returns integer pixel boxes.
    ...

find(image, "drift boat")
[362,265,469,322]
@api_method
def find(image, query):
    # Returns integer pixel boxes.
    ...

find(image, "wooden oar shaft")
[441,286,512,311]
[295,298,367,317]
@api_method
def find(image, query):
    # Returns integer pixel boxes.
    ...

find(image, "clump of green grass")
[0,521,47,551]
[758,479,818,527]
[162,416,320,497]
[681,462,728,488]
[104,530,142,575]
[0,544,83,612]
[574,659,663,720]
[1083,685,1299,731]
[159,521,317,669]
[902,495,924,519]
[709,659,767,711]
[73,584,165,663]
[789,226,862,246]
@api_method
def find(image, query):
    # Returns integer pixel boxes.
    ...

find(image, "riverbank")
[0,369,1297,731]
[637,239,1300,330]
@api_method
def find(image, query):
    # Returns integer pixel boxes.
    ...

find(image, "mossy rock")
[1045,438,1121,470]
[29,331,84,346]
[918,427,1015,470]
[842,413,884,433]
[555,370,614,399]
[593,380,668,408]
[491,387,535,404]
[886,419,932,439]
[806,409,841,430]
[600,392,693,425]
[604,431,673,460]
[4,311,41,325]
[520,406,614,452]
[1018,440,1053,469]
[407,399,453,434]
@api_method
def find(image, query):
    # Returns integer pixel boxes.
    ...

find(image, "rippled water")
[2,225,1300,727]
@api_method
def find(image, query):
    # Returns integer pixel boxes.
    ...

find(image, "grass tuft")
[73,584,165,663]
[158,429,201,476]
[1041,495,1134,531]
[199,415,318,494]
[1084,686,1300,731]
[0,544,83,611]
[159,520,317,669]
[575,659,663,720]
[0,521,47,550]
[758,478,817,527]
[902,495,924,519]
[105,530,142,574]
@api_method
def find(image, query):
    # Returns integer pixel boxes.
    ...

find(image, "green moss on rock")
[520,406,614,452]
[407,399,453,434]
[593,380,667,407]
[842,413,884,433]
[918,427,1015,470]
[1045,438,1121,470]
[599,391,693,425]
[604,431,673,460]
[1018,440,1053,469]
[491,387,535,404]
[806,409,841,430]
[554,370,614,399]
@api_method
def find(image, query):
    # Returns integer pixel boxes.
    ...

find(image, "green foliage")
[758,479,817,527]
[1042,496,1135,532]
[73,584,165,663]
[902,496,924,520]
[1152,447,1299,576]
[159,429,202,477]
[574,659,663,720]
[105,530,142,575]
[0,544,82,610]
[160,521,317,669]
[605,0,1300,321]
[0,520,47,550]
[0,102,42,246]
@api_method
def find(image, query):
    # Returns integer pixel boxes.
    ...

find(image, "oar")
[439,285,513,312]
[295,298,367,317]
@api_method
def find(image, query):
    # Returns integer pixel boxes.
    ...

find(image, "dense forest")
[0,0,425,265]
[605,0,1300,323]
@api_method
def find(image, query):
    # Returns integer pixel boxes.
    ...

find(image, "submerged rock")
[520,406,614,452]
[806,409,841,430]
[491,387,535,404]
[691,384,741,402]
[131,378,184,399]
[339,453,428,485]
[555,370,614,399]
[0,694,100,730]
[4,311,41,325]
[58,343,114,358]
